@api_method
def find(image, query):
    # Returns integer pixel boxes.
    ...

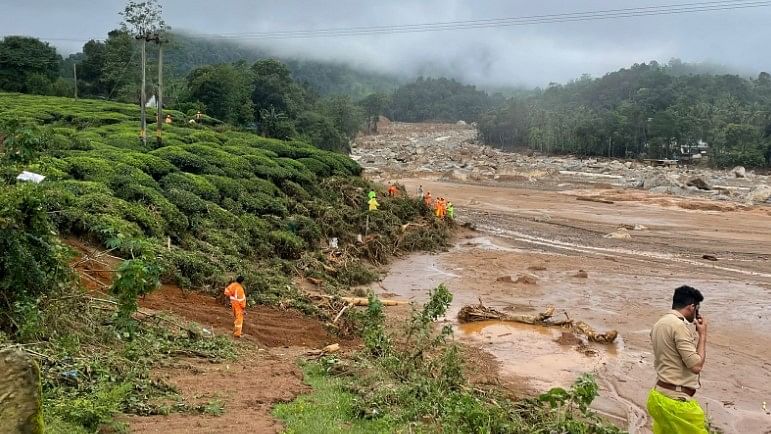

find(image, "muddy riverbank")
[368,181,771,434]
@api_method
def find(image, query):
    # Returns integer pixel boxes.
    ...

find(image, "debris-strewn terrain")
[353,121,771,204]
[355,121,771,434]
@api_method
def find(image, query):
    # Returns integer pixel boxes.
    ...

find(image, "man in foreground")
[647,285,708,433]
[224,276,247,338]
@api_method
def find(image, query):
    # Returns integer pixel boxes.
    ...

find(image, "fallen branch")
[333,303,353,324]
[309,294,407,306]
[576,196,615,205]
[457,301,618,344]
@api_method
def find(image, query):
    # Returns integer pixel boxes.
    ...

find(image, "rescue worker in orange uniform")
[223,276,247,338]
[423,191,433,207]
[435,197,447,219]
[388,183,398,197]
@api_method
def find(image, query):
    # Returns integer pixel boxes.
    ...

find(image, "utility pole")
[73,63,78,99]
[156,36,163,143]
[139,35,147,147]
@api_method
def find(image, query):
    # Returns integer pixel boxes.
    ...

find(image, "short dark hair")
[236,275,244,283]
[672,285,703,309]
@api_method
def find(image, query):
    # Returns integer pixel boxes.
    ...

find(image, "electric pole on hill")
[73,63,78,99]
[121,0,166,148]
[155,34,164,143]
[139,34,147,147]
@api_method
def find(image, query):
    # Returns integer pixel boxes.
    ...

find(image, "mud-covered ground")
[358,123,771,434]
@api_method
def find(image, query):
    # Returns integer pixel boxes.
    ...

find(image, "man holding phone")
[647,285,708,433]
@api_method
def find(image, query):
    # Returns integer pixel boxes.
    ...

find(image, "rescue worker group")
[224,182,454,340]
[221,184,713,433]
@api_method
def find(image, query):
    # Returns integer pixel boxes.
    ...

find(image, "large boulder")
[732,166,746,178]
[745,184,771,204]
[685,177,711,190]
[0,349,44,434]
[642,172,684,189]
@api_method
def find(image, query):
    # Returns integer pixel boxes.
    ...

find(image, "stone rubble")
[352,122,771,205]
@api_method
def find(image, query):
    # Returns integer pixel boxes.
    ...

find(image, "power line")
[206,0,771,40]
[213,0,759,36]
[12,0,771,45]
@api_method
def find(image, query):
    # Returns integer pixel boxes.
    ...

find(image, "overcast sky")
[1,0,769,87]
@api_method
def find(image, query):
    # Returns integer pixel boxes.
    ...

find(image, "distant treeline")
[478,61,771,168]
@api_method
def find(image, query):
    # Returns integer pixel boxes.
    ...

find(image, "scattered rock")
[686,177,712,190]
[514,274,538,285]
[322,343,340,354]
[732,166,746,178]
[527,265,547,271]
[555,331,582,346]
[496,275,514,283]
[0,349,44,434]
[633,224,648,231]
[604,228,632,240]
[574,270,589,278]
[456,120,467,126]
[702,254,718,261]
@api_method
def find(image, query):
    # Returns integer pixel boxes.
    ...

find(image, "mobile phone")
[694,305,701,320]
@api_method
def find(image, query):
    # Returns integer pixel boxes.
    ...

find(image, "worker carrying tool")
[647,285,709,434]
[223,276,247,338]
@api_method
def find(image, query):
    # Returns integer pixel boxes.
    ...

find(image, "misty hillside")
[60,32,401,99]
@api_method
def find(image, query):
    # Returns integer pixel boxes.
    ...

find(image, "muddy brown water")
[370,178,771,434]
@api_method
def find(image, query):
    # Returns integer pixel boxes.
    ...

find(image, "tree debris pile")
[457,302,618,344]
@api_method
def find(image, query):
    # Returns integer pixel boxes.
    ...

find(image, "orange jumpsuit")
[224,282,246,337]
[388,185,397,197]
[435,199,446,218]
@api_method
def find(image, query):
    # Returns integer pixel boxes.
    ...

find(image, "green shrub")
[0,185,74,335]
[151,146,214,174]
[269,230,306,259]
[161,172,219,202]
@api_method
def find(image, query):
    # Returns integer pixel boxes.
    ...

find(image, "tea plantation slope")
[0,93,446,301]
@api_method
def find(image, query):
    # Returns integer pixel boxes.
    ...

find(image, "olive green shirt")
[650,310,701,400]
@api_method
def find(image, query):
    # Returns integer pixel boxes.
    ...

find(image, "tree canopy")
[478,60,771,167]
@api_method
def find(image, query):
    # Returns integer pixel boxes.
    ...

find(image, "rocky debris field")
[352,122,771,205]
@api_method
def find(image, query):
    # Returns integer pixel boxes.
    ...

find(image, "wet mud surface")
[370,178,771,433]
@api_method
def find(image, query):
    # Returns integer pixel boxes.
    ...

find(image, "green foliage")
[269,230,306,259]
[110,259,161,329]
[387,76,494,123]
[0,36,61,93]
[0,185,73,335]
[0,119,51,163]
[279,287,622,433]
[186,63,254,126]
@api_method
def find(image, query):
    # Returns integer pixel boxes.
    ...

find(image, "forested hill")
[61,32,400,99]
[478,61,771,168]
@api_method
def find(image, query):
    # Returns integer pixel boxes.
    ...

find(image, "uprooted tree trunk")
[457,302,618,344]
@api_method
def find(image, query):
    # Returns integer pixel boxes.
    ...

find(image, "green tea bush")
[269,230,306,259]
[150,146,213,174]
[161,172,219,202]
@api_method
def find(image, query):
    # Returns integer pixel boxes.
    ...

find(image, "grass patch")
[274,362,401,434]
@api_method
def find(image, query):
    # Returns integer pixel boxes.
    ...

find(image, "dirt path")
[124,286,341,433]
[370,178,771,434]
